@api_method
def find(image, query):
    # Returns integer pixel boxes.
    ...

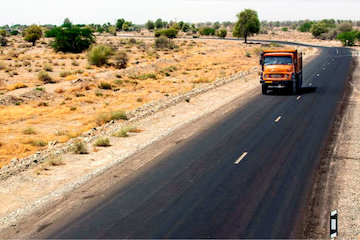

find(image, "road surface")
[42,44,352,238]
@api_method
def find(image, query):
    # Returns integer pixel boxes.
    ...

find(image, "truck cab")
[260,50,303,95]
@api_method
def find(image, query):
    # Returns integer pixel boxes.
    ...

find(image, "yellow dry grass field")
[0,34,313,167]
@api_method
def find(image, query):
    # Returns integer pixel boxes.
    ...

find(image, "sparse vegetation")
[95,110,128,125]
[27,139,48,147]
[114,51,128,69]
[112,125,139,138]
[98,81,112,89]
[38,71,55,83]
[23,127,36,135]
[72,139,89,154]
[88,44,114,66]
[155,36,177,49]
[94,137,111,147]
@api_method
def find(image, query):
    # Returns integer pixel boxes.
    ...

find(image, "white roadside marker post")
[330,210,338,239]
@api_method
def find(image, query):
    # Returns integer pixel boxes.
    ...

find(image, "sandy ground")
[0,45,319,235]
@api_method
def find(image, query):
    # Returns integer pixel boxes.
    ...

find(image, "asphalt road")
[45,45,352,239]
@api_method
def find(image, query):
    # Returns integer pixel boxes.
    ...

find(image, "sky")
[1,0,360,26]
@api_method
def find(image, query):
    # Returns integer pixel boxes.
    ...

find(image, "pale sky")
[1,0,360,26]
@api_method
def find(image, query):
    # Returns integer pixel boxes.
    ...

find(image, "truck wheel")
[262,85,268,95]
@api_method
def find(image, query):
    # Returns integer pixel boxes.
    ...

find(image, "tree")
[24,25,42,46]
[108,26,117,36]
[311,22,328,38]
[0,29,6,36]
[298,21,313,32]
[51,27,95,53]
[62,18,72,28]
[213,22,221,30]
[216,28,227,38]
[155,19,163,29]
[122,22,132,31]
[337,21,353,34]
[116,19,125,31]
[233,9,260,43]
[154,28,179,38]
[145,20,155,30]
[182,23,190,32]
[337,31,358,46]
[199,28,215,36]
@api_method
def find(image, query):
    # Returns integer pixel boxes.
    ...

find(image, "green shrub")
[216,28,227,38]
[28,139,47,147]
[10,30,19,36]
[88,44,114,66]
[281,27,288,32]
[59,71,72,77]
[98,81,112,89]
[38,71,55,83]
[114,50,128,69]
[51,27,95,53]
[337,31,358,46]
[94,137,110,147]
[199,28,216,36]
[0,30,6,36]
[155,36,177,49]
[0,36,7,46]
[298,21,313,32]
[43,64,53,72]
[112,125,138,138]
[154,28,179,38]
[95,110,128,125]
[44,28,59,38]
[337,21,353,34]
[311,22,328,38]
[23,127,36,135]
[24,25,42,46]
[72,139,89,154]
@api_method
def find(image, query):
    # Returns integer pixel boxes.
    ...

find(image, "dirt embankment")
[303,49,360,239]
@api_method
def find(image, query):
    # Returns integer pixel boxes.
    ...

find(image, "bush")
[337,31,358,46]
[43,64,53,72]
[216,28,227,38]
[24,25,42,46]
[95,110,128,125]
[112,125,139,138]
[0,30,6,36]
[98,81,112,89]
[10,30,19,36]
[155,36,177,49]
[28,139,47,147]
[88,44,114,66]
[320,29,338,40]
[38,71,55,83]
[199,28,216,36]
[337,21,353,34]
[72,139,89,154]
[0,36,7,46]
[44,28,59,38]
[52,27,95,53]
[94,137,110,147]
[23,127,36,135]
[114,51,128,69]
[311,22,328,38]
[281,27,288,32]
[154,28,179,38]
[59,71,72,77]
[298,21,313,32]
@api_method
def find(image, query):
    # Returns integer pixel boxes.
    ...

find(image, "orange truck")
[259,50,303,95]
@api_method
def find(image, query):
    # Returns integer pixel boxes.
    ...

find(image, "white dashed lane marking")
[234,152,248,165]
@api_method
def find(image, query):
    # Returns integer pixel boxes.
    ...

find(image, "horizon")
[1,0,360,26]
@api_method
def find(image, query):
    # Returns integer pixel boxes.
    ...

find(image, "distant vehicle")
[259,50,303,95]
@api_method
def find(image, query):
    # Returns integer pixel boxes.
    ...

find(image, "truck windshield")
[264,56,293,65]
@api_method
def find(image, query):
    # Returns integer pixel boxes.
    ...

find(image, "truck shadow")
[267,87,317,96]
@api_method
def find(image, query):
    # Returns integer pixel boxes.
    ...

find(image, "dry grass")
[93,137,111,147]
[0,34,316,167]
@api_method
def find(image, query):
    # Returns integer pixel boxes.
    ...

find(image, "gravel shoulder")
[302,49,360,239]
[0,46,319,237]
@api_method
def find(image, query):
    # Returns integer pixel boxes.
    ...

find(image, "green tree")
[24,25,42,46]
[155,19,164,29]
[154,28,179,38]
[182,23,190,32]
[337,31,358,46]
[216,28,227,38]
[320,19,336,29]
[199,28,216,36]
[51,27,95,53]
[145,20,155,30]
[122,22,132,31]
[311,22,328,38]
[213,22,221,30]
[62,18,72,28]
[108,26,117,36]
[233,9,260,43]
[298,21,313,32]
[116,19,125,31]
